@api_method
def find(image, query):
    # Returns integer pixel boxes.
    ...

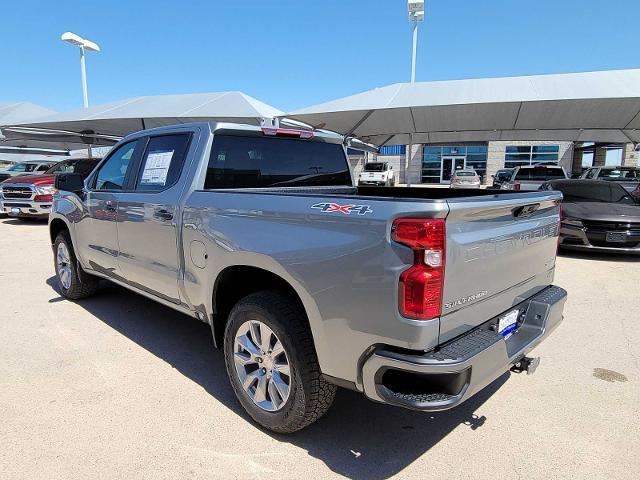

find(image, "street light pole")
[79,46,89,108]
[411,20,418,83]
[61,32,100,108]
[406,2,425,187]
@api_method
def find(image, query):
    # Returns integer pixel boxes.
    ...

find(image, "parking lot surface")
[0,216,638,480]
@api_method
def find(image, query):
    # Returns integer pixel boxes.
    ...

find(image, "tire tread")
[224,290,336,433]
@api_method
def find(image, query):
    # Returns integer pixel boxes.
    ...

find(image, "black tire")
[53,230,99,300]
[223,290,336,433]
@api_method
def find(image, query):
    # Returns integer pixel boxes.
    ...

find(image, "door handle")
[154,208,173,220]
[104,200,116,212]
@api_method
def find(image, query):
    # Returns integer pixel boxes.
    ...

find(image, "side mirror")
[389,166,393,170]
[491,175,495,178]
[55,173,85,193]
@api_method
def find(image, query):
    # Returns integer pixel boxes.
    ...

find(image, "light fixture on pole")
[405,1,425,187]
[61,32,100,108]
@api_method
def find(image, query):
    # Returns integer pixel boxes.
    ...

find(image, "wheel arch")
[49,217,71,245]
[210,265,310,349]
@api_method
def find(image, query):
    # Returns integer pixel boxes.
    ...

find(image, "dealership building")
[348,139,638,185]
[289,69,640,186]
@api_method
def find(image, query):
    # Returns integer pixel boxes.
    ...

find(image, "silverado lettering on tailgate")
[464,224,559,263]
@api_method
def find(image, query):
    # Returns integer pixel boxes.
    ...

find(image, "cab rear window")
[204,135,351,189]
[515,167,565,180]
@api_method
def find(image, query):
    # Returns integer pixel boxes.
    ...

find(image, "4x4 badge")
[311,202,373,215]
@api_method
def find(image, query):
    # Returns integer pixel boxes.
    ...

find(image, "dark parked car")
[540,180,640,254]
[491,168,513,189]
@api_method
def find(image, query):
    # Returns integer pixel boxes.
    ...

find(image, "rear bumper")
[360,285,566,411]
[0,200,51,217]
[359,181,387,186]
[450,183,481,189]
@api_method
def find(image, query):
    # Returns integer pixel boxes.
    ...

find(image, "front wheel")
[54,231,99,299]
[223,290,336,433]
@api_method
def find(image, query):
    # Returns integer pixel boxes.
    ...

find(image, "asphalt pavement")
[0,216,638,480]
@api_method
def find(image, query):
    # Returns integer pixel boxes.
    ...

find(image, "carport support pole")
[406,133,413,187]
[406,19,417,187]
[79,46,89,108]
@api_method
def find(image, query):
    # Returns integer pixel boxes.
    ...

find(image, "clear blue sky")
[2,0,639,113]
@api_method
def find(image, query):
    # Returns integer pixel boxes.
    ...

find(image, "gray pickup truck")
[49,122,566,433]
[500,165,568,191]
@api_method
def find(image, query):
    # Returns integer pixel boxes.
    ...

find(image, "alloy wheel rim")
[56,243,72,290]
[233,319,291,412]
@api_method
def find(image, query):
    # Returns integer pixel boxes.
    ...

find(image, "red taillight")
[34,194,53,202]
[512,183,521,190]
[261,127,314,139]
[392,218,445,320]
[392,218,445,250]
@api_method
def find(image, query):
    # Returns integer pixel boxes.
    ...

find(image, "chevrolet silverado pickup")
[49,122,566,433]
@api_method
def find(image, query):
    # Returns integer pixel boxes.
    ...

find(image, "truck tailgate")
[440,192,561,343]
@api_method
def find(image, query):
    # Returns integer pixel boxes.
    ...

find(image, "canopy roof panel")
[287,69,640,145]
[10,91,283,139]
[0,102,56,127]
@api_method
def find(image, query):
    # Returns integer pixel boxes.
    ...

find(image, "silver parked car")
[450,169,481,188]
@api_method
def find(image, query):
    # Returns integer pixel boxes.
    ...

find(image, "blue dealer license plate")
[498,309,519,338]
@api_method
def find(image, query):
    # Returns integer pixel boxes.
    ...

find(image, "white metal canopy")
[0,102,76,152]
[0,102,56,126]
[6,92,283,141]
[286,69,640,145]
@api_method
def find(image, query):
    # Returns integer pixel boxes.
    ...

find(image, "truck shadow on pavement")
[46,277,508,480]
[0,217,48,226]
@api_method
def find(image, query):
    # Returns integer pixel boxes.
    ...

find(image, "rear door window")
[205,134,351,189]
[134,134,191,191]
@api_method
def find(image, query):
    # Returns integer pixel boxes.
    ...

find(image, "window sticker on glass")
[141,150,174,185]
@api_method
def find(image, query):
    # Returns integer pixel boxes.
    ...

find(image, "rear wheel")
[54,231,99,299]
[223,290,336,433]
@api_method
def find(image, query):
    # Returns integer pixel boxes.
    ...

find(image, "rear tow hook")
[510,356,540,375]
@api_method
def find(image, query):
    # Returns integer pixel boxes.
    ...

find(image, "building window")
[421,145,488,184]
[378,145,406,156]
[505,145,559,168]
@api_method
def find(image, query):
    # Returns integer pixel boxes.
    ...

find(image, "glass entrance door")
[441,156,465,183]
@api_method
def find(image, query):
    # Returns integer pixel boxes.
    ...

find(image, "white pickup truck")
[358,161,395,186]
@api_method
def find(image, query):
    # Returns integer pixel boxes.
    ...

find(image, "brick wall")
[622,143,639,167]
